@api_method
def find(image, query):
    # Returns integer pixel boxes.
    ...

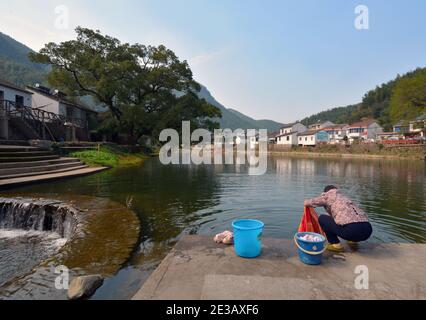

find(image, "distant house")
[276,122,307,145]
[268,131,279,144]
[298,130,329,146]
[409,114,426,137]
[0,80,35,140]
[322,124,349,144]
[376,132,402,141]
[27,84,97,128]
[393,121,410,134]
[347,119,383,143]
[308,121,335,131]
[0,79,33,108]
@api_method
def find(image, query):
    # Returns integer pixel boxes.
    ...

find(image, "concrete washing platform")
[133,235,426,300]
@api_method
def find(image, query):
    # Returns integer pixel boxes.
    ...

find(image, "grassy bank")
[268,144,426,160]
[70,145,148,167]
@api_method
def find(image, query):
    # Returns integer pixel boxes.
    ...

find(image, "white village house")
[409,114,426,138]
[0,79,33,108]
[27,84,96,126]
[298,129,330,146]
[323,124,349,144]
[276,122,307,145]
[1,80,97,141]
[346,119,383,143]
[0,79,34,139]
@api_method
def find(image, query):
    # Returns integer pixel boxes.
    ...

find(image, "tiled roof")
[280,122,297,129]
[323,124,348,131]
[0,79,33,94]
[298,129,320,136]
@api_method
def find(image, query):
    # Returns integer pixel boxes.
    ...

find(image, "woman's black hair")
[324,185,337,193]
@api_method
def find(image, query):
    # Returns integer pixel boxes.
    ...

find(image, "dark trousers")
[318,215,373,244]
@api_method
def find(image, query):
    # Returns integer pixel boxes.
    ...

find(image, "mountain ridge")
[196,85,283,131]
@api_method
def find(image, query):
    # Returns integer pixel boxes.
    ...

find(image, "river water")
[1,155,425,299]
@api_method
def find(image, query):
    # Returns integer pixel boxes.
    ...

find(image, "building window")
[311,137,314,141]
[305,137,307,141]
[286,136,289,141]
[15,95,24,107]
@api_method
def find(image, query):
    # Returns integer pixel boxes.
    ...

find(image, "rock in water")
[67,275,103,300]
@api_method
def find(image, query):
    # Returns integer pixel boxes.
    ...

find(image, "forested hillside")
[0,32,47,86]
[302,68,426,130]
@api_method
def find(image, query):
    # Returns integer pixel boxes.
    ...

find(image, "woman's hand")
[304,200,311,207]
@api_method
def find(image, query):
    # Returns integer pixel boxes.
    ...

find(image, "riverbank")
[268,144,426,160]
[133,235,426,300]
[69,144,148,167]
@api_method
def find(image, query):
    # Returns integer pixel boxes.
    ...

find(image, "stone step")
[0,155,59,163]
[0,157,80,169]
[0,146,44,152]
[0,161,84,177]
[0,140,30,146]
[0,166,109,189]
[0,164,89,180]
[0,151,54,157]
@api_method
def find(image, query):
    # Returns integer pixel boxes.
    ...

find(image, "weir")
[0,197,80,239]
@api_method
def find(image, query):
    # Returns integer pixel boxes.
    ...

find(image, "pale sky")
[1,0,426,123]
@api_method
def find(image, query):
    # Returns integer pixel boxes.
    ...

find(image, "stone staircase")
[0,144,107,188]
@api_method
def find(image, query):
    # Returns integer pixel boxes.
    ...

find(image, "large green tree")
[29,27,221,142]
[389,69,426,123]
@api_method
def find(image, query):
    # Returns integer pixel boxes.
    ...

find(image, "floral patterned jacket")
[304,189,369,226]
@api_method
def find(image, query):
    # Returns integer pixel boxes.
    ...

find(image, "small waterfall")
[0,197,80,239]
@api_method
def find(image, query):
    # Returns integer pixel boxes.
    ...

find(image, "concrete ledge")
[0,166,108,189]
[133,235,426,300]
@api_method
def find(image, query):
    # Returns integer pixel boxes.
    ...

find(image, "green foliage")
[0,58,46,86]
[70,145,146,167]
[301,104,360,126]
[302,67,426,129]
[71,149,119,167]
[389,69,426,123]
[29,27,222,143]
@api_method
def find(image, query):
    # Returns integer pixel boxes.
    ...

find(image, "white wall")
[277,132,297,145]
[27,90,60,114]
[279,127,292,135]
[0,85,32,107]
[298,134,316,146]
[279,123,307,136]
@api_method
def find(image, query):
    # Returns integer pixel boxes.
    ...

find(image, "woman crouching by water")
[304,185,373,252]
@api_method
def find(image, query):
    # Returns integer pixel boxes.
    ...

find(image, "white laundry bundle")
[299,234,323,242]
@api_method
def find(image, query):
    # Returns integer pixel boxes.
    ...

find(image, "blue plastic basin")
[232,219,264,258]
